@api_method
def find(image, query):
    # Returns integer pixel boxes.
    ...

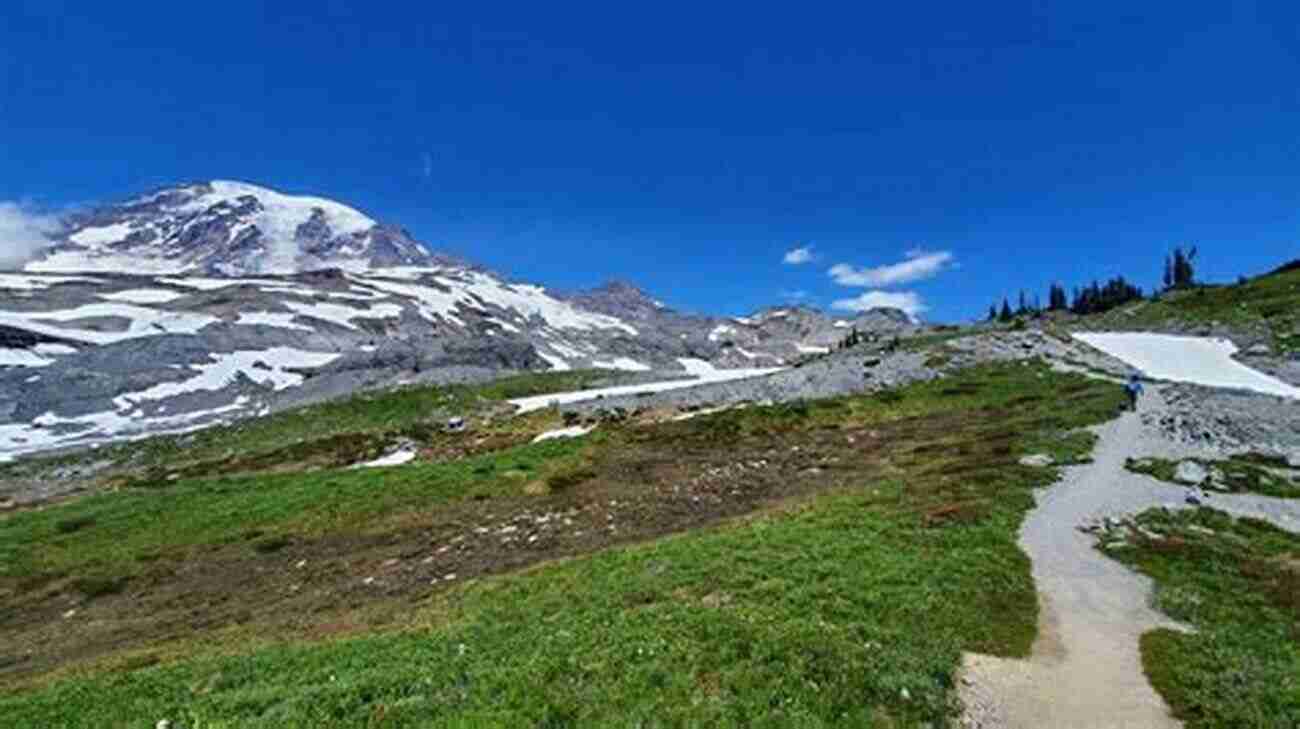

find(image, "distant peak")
[592,279,648,295]
[29,180,434,276]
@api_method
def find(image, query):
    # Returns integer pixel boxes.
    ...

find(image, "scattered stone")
[1185,493,1202,506]
[1019,454,1054,468]
[1174,460,1209,485]
[0,499,16,511]
[62,609,77,619]
[294,559,307,569]
[156,721,172,729]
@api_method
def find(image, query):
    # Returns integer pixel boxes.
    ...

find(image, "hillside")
[0,359,1127,725]
[1077,264,1300,354]
[1,290,1298,725]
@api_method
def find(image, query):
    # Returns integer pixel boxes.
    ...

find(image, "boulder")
[1174,460,1209,485]
[1019,454,1054,468]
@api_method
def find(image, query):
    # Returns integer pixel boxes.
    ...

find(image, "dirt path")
[960,394,1190,728]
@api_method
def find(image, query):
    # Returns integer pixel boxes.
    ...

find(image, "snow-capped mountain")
[26,181,440,276]
[0,181,925,462]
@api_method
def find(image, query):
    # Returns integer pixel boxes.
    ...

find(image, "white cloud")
[831,290,927,318]
[783,245,814,265]
[828,248,953,287]
[780,289,809,301]
[0,202,60,269]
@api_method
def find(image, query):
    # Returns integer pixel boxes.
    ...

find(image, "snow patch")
[0,348,52,367]
[797,344,830,355]
[0,274,103,291]
[353,449,417,469]
[0,303,217,344]
[69,222,135,246]
[98,288,186,304]
[112,348,341,407]
[0,400,249,463]
[591,357,651,372]
[280,300,404,330]
[537,351,571,371]
[677,358,720,376]
[33,343,77,356]
[1073,333,1300,399]
[510,361,784,414]
[708,325,736,342]
[159,277,288,290]
[532,425,595,442]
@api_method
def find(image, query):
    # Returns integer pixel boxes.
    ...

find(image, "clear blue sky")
[3,1,1298,321]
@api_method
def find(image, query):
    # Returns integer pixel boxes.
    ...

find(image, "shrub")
[55,516,96,534]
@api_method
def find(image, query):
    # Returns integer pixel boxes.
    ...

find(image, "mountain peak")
[563,279,670,320]
[26,181,433,276]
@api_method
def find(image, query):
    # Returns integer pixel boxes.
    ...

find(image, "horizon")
[4,3,1298,322]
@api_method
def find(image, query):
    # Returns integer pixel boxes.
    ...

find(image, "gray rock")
[1019,454,1055,467]
[1174,460,1209,485]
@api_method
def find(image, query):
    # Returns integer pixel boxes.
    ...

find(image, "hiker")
[1124,374,1144,411]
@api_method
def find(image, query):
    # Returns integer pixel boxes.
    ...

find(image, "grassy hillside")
[1084,265,1300,353]
[1101,508,1300,727]
[0,369,641,491]
[0,363,1124,727]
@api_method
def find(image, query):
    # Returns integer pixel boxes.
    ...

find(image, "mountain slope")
[0,267,916,461]
[1077,264,1300,355]
[0,183,923,461]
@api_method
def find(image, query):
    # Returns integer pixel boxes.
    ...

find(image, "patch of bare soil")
[0,411,956,687]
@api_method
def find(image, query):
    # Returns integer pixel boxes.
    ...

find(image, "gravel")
[557,348,941,415]
[1146,384,1300,461]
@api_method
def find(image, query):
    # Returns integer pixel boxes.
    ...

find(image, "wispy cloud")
[421,152,434,180]
[831,290,926,318]
[828,248,954,287]
[0,201,60,269]
[780,289,810,301]
[782,245,815,265]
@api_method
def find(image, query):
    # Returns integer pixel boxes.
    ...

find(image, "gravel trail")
[961,386,1300,727]
[961,397,1185,728]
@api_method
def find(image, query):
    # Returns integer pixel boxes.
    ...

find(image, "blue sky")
[3,1,1298,321]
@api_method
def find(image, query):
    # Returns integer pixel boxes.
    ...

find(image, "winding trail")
[959,388,1300,728]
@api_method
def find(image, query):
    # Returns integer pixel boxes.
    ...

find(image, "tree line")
[986,246,1197,322]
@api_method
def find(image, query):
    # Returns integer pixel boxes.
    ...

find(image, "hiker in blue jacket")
[1125,374,1144,411]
